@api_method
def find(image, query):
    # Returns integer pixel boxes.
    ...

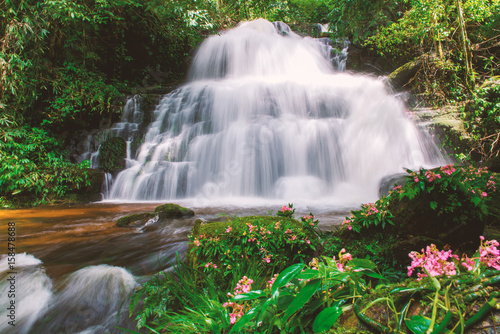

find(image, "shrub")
[187,210,322,286]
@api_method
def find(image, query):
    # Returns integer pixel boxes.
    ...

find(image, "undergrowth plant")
[187,207,322,285]
[0,122,90,207]
[342,164,498,232]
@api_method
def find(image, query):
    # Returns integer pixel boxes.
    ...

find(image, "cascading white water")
[0,254,53,334]
[109,19,447,203]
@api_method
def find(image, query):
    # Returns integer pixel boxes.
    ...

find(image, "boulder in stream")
[116,203,194,227]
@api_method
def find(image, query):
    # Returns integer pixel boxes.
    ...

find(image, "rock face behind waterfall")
[108,19,447,203]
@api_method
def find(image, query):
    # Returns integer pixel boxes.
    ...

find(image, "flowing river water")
[0,201,349,334]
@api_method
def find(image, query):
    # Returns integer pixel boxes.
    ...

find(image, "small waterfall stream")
[108,19,446,204]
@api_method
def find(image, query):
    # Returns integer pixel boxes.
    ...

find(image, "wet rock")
[116,213,156,227]
[387,58,423,91]
[116,203,195,227]
[378,173,407,197]
[154,203,195,219]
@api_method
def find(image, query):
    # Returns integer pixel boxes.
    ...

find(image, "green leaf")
[347,258,377,271]
[296,269,320,280]
[312,305,342,333]
[272,263,305,300]
[232,290,267,301]
[283,278,321,322]
[364,272,386,280]
[257,298,274,322]
[430,201,438,210]
[405,315,431,334]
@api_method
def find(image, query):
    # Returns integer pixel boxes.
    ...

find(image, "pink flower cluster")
[342,218,352,230]
[487,177,497,192]
[280,205,293,213]
[363,203,379,216]
[440,164,456,176]
[204,262,217,269]
[407,244,459,279]
[390,185,404,194]
[425,170,441,182]
[224,276,254,324]
[478,236,500,270]
[266,273,279,290]
[408,237,500,279]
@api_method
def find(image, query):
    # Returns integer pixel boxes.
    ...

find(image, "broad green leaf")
[232,290,266,301]
[405,315,431,334]
[272,263,305,300]
[347,258,377,271]
[283,278,321,322]
[276,292,295,311]
[296,269,320,280]
[364,271,385,280]
[257,298,274,323]
[312,305,342,333]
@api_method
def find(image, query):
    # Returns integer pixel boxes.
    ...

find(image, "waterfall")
[108,19,447,203]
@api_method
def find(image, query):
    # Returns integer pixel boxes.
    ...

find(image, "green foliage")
[343,165,499,233]
[325,0,405,44]
[1,0,219,128]
[129,256,231,331]
[0,123,89,207]
[462,79,500,160]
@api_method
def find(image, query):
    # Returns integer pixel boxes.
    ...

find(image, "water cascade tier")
[109,19,446,203]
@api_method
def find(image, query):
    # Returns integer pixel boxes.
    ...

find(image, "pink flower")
[407,244,459,279]
[267,274,279,290]
[440,164,456,176]
[425,170,441,182]
[226,226,232,233]
[194,238,200,247]
[230,313,237,324]
[280,205,293,213]
[275,221,281,229]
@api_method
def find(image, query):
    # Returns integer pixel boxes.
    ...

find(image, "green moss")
[154,203,195,219]
[97,137,126,174]
[116,212,155,227]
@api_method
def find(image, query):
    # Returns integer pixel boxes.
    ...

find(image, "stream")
[0,201,348,334]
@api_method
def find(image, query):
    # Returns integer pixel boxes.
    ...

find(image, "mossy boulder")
[116,212,156,227]
[116,203,195,227]
[154,203,195,219]
[98,137,126,174]
[387,58,423,90]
